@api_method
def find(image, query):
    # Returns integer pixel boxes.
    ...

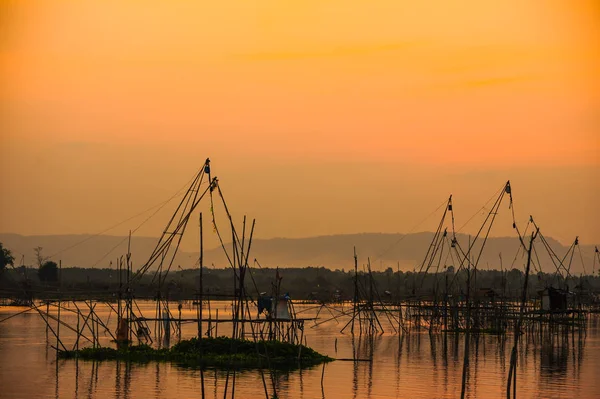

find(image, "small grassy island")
[59,337,333,370]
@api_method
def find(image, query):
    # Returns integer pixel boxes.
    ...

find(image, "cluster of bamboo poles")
[0,159,321,399]
[3,167,598,399]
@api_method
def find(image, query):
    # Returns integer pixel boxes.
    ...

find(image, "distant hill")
[0,232,595,274]
[0,233,167,269]
[202,233,596,274]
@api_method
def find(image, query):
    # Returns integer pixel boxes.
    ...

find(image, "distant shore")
[1,266,599,302]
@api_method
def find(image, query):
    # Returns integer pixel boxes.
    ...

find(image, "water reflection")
[540,331,569,377]
[1,303,599,399]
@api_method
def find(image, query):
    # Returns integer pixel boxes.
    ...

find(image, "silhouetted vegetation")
[59,336,332,370]
[0,242,14,272]
[38,261,58,283]
[1,265,599,302]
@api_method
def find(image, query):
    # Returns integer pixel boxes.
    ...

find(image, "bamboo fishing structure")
[1,167,597,399]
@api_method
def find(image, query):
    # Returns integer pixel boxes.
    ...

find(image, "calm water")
[1,301,599,398]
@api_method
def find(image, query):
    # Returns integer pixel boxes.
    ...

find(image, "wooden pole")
[207,290,212,338]
[460,240,472,399]
[239,215,247,340]
[352,247,358,335]
[91,302,96,348]
[118,257,122,323]
[199,211,206,399]
[96,306,100,347]
[76,308,80,352]
[56,260,62,357]
[199,212,203,339]
[507,229,538,399]
[127,230,133,344]
[46,300,50,337]
[232,228,237,339]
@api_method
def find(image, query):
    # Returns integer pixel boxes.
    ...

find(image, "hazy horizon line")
[0,230,589,247]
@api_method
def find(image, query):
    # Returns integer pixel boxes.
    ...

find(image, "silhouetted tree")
[0,242,15,272]
[38,261,58,283]
[34,246,48,268]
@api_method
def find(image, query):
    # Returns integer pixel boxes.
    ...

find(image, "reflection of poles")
[123,361,131,399]
[507,229,538,399]
[352,336,359,399]
[115,360,121,399]
[55,346,59,399]
[321,362,326,398]
[74,355,79,399]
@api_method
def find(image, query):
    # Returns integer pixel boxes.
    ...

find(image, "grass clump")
[59,336,332,370]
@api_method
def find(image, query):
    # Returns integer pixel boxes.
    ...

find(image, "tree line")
[1,242,599,302]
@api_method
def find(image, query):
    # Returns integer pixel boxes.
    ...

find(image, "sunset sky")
[1,1,598,251]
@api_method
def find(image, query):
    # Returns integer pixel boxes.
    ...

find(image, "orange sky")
[1,1,599,249]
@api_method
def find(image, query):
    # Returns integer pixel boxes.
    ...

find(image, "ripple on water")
[0,302,599,399]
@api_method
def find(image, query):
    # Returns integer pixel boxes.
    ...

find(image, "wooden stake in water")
[46,301,49,338]
[507,229,538,399]
[199,212,206,399]
[352,247,358,335]
[56,260,62,358]
[460,262,471,399]
[199,212,204,339]
[76,309,80,352]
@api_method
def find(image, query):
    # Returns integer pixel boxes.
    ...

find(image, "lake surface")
[1,301,599,398]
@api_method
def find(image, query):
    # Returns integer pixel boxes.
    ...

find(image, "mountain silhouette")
[0,232,594,274]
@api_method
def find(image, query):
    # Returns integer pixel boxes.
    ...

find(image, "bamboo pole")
[199,212,203,339]
[199,213,206,399]
[56,260,62,358]
[352,247,358,335]
[460,263,471,399]
[31,302,67,352]
[507,229,538,399]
